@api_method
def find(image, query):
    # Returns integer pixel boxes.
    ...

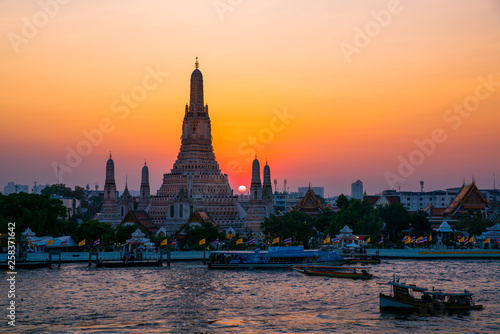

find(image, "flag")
[273,237,279,244]
[458,236,464,243]
[332,237,341,243]
[284,237,292,244]
[78,239,85,246]
[463,237,469,244]
[155,246,160,254]
[160,239,168,246]
[386,235,390,240]
[402,235,408,242]
[484,237,491,244]
[213,238,219,245]
[323,236,331,244]
[444,237,447,243]
[496,237,500,244]
[170,239,177,245]
[236,238,243,245]
[226,232,233,239]
[92,239,100,247]
[410,236,415,243]
[47,239,53,246]
[405,236,411,244]
[428,234,432,242]
[248,238,256,245]
[199,238,206,245]
[416,237,427,244]
[472,237,476,244]
[365,237,370,243]
[60,239,68,246]
[378,236,384,245]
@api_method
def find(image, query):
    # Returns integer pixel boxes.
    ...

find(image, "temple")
[148,58,246,233]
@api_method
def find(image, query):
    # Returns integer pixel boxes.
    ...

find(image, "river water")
[1,259,499,333]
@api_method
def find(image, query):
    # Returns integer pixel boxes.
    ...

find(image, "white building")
[351,180,363,200]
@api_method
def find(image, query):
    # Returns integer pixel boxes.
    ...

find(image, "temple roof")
[119,210,159,234]
[442,182,489,216]
[294,186,325,213]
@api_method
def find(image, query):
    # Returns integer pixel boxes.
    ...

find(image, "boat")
[379,280,484,313]
[293,265,373,280]
[207,245,346,269]
[338,249,381,264]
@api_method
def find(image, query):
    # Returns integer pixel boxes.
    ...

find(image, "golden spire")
[195,57,199,69]
[144,158,147,166]
[109,151,112,159]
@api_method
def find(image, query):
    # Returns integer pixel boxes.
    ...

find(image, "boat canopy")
[385,281,428,291]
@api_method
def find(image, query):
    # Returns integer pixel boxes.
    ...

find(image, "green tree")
[182,222,225,250]
[71,220,115,247]
[455,210,492,236]
[409,211,431,236]
[336,194,349,210]
[115,224,140,244]
[377,203,410,239]
[261,211,315,247]
[0,193,67,240]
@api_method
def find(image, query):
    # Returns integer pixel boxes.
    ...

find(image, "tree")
[115,224,140,244]
[377,203,410,238]
[182,222,225,250]
[0,193,67,240]
[71,220,115,247]
[409,211,431,236]
[336,194,349,210]
[261,211,315,247]
[455,210,492,236]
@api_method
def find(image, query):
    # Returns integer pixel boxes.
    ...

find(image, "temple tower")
[149,59,246,233]
[98,153,121,227]
[138,160,151,210]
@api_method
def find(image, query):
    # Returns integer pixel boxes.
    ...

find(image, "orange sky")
[1,0,500,196]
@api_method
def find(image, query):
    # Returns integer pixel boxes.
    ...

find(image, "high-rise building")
[148,59,246,233]
[351,180,363,200]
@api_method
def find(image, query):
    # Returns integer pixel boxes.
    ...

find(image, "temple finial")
[144,158,147,166]
[195,57,199,69]
[109,151,112,159]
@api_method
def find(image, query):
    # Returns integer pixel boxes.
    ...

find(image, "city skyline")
[1,0,500,196]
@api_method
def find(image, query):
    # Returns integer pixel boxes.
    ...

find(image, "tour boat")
[379,280,483,313]
[293,265,373,280]
[207,246,346,269]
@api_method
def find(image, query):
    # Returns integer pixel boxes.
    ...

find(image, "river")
[1,259,499,333]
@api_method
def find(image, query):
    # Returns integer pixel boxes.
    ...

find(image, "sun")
[238,185,247,193]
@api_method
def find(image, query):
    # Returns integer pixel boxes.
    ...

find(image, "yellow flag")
[484,237,490,244]
[236,238,243,245]
[323,236,331,244]
[78,239,85,246]
[273,237,280,244]
[469,236,474,244]
[459,237,465,243]
[226,232,233,239]
[405,237,411,244]
[160,239,168,246]
[47,239,53,246]
[428,234,432,242]
[366,237,370,243]
[199,238,206,245]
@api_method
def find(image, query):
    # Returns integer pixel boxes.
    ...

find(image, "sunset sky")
[1,0,500,196]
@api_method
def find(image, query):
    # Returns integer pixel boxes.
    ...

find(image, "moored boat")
[379,280,483,313]
[207,246,346,269]
[293,265,373,279]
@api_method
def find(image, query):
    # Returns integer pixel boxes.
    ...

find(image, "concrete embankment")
[366,248,500,259]
[2,249,499,264]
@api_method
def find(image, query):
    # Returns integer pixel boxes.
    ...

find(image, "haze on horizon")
[1,0,499,196]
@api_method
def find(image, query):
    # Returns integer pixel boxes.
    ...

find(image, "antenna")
[274,179,278,192]
[57,161,61,184]
[420,181,424,193]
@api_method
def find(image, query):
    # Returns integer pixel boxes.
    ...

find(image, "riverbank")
[1,248,499,264]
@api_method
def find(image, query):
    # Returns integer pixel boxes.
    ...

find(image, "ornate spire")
[195,57,199,69]
[109,151,112,159]
[144,158,147,166]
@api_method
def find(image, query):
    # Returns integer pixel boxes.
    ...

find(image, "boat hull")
[300,269,372,280]
[379,294,483,312]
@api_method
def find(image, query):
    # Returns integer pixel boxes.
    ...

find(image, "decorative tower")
[250,157,262,200]
[119,175,134,218]
[138,160,151,210]
[98,152,121,227]
[262,160,273,200]
[149,59,245,233]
